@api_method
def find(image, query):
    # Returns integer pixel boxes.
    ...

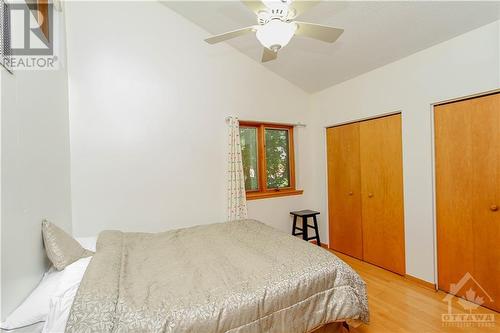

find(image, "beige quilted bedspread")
[66,220,369,333]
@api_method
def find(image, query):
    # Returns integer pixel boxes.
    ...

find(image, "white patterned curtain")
[227,116,248,221]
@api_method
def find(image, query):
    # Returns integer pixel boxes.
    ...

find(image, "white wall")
[65,1,499,284]
[65,1,313,237]
[0,5,72,319]
[309,21,500,283]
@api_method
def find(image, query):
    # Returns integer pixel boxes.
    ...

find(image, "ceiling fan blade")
[262,47,278,62]
[294,22,344,43]
[290,0,320,17]
[242,0,266,13]
[205,27,256,44]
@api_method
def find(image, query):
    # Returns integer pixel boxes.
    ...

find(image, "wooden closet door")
[435,93,500,312]
[435,101,474,300]
[471,93,500,312]
[326,124,363,259]
[359,114,405,275]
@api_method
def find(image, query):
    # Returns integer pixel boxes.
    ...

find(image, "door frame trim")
[430,88,500,291]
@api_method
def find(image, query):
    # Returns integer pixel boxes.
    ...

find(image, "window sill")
[246,189,304,201]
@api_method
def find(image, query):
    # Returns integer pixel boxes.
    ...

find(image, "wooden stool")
[290,210,321,246]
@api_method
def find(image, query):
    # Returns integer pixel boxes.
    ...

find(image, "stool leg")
[313,215,321,246]
[302,217,308,241]
[292,215,297,235]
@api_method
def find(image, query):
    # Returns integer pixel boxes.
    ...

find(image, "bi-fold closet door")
[327,114,406,275]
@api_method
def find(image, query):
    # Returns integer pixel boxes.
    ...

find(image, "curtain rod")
[225,116,306,128]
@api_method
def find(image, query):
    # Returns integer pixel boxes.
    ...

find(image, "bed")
[6,219,369,333]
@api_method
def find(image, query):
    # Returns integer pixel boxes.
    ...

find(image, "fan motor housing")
[257,6,293,25]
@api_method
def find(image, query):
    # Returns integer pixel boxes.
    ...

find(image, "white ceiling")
[163,1,500,93]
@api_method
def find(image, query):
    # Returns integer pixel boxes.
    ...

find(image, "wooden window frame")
[240,121,303,200]
[38,0,49,42]
[30,0,49,41]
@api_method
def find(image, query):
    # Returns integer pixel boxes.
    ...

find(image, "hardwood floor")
[330,251,499,333]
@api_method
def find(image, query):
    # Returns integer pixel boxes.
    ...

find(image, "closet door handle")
[368,193,373,198]
[490,205,499,212]
[348,191,353,196]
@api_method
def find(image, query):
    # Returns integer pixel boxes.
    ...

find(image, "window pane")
[240,127,259,191]
[265,128,290,188]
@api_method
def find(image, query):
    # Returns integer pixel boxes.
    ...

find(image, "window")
[240,122,303,200]
[30,0,49,41]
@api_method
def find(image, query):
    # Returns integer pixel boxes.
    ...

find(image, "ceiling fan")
[204,0,344,63]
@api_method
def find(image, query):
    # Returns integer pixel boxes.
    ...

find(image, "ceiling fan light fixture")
[262,0,291,7]
[205,1,343,63]
[256,20,297,51]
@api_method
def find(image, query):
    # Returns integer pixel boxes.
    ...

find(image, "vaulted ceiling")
[163,1,500,93]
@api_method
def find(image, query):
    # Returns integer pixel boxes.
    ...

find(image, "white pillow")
[0,268,62,330]
[42,257,91,333]
[75,237,97,252]
[0,257,93,331]
[1,321,45,333]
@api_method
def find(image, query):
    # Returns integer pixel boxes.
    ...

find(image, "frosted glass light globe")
[256,20,297,50]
